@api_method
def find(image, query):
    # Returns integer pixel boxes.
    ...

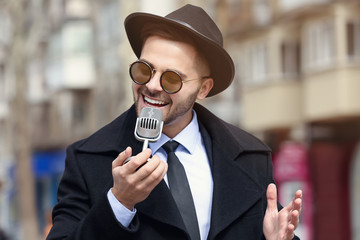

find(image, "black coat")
[47,104,288,240]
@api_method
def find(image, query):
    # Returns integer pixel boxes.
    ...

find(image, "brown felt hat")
[124,4,235,97]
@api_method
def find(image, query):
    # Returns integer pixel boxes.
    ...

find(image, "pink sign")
[274,142,309,182]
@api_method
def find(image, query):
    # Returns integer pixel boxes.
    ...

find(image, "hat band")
[169,19,195,31]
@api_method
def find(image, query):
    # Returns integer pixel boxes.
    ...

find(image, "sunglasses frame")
[129,60,210,94]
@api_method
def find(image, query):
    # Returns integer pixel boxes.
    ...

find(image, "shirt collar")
[149,110,200,154]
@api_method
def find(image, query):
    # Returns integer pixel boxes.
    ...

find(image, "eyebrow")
[139,58,154,69]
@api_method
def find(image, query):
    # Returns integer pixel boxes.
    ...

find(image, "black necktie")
[162,141,200,240]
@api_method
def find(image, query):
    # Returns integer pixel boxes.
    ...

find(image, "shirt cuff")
[107,189,137,228]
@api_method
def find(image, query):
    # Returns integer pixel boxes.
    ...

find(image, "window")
[347,21,360,60]
[240,43,269,86]
[251,43,268,84]
[97,1,121,48]
[253,0,271,26]
[281,41,301,78]
[303,21,335,72]
[72,90,89,125]
[0,9,12,46]
[97,1,121,73]
[62,21,93,56]
[62,21,95,88]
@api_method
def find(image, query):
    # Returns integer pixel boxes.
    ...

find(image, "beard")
[133,85,200,126]
[163,89,198,125]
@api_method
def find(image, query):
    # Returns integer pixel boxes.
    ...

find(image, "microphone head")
[134,107,163,142]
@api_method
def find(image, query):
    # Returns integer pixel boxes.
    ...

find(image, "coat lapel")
[136,181,188,233]
[207,144,264,239]
[194,104,269,239]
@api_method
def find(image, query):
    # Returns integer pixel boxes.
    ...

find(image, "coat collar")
[76,105,143,155]
[76,104,270,155]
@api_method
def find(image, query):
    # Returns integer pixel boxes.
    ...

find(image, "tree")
[10,0,40,239]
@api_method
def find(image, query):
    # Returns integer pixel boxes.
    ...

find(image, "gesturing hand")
[263,183,302,240]
[111,147,168,210]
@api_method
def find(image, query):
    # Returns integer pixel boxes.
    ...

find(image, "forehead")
[140,35,199,70]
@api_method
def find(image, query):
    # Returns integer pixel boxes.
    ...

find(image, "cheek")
[132,84,143,106]
[168,93,191,111]
[132,83,140,92]
[133,84,144,99]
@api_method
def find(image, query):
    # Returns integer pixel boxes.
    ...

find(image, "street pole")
[10,0,40,239]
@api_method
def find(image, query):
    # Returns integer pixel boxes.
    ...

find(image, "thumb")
[266,183,278,212]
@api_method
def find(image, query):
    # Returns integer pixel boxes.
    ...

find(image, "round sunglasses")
[129,60,210,94]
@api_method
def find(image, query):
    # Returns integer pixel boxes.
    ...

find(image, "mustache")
[140,86,169,102]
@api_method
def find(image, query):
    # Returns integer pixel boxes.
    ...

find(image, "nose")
[145,71,163,92]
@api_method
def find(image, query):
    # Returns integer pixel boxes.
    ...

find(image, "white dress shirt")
[108,110,213,240]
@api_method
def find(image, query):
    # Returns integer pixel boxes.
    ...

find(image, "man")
[47,4,302,240]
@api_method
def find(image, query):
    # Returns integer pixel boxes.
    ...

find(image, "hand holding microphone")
[111,107,167,210]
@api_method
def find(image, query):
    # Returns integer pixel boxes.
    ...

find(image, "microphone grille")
[135,107,163,141]
[139,118,159,130]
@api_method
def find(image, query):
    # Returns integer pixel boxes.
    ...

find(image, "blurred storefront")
[273,142,313,240]
[32,150,65,231]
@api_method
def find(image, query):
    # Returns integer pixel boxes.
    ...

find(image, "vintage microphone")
[134,107,163,151]
[123,107,163,164]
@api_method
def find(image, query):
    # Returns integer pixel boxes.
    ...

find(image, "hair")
[140,22,211,77]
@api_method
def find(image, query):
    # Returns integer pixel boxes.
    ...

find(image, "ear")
[197,78,214,100]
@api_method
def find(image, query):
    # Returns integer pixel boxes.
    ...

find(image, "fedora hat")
[124,4,235,97]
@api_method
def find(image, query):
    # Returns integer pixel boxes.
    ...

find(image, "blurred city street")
[0,0,359,239]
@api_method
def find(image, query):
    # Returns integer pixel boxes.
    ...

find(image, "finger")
[136,155,167,181]
[112,147,132,168]
[295,189,302,198]
[285,190,303,213]
[286,224,295,240]
[290,209,300,229]
[293,197,302,212]
[286,199,301,232]
[138,157,168,190]
[135,155,162,180]
[295,191,303,212]
[125,148,152,172]
[266,183,278,212]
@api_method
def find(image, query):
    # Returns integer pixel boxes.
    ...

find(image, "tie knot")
[162,141,179,154]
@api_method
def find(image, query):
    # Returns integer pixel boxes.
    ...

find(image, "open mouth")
[143,95,168,108]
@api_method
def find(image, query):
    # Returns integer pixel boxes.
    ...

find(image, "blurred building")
[218,0,360,239]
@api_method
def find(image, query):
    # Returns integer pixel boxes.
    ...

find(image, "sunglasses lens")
[161,71,182,93]
[130,62,151,84]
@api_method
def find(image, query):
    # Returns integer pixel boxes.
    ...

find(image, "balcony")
[304,66,360,122]
[242,80,303,131]
[279,0,330,12]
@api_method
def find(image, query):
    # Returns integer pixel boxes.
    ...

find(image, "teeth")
[144,96,165,105]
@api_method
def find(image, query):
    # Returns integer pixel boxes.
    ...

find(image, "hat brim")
[124,12,235,97]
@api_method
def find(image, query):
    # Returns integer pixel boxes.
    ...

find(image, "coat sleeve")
[46,144,140,240]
